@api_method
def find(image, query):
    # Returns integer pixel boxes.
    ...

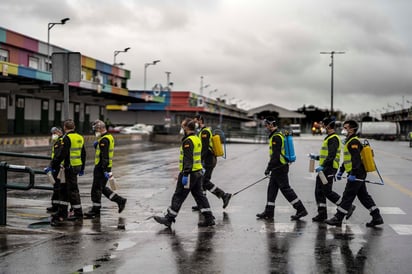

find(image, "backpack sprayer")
[212,128,226,159]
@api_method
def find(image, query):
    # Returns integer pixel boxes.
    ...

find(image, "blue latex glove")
[182,175,189,186]
[44,167,53,174]
[336,171,343,180]
[93,141,98,149]
[315,166,324,173]
[348,175,357,182]
[104,171,112,180]
[78,170,84,176]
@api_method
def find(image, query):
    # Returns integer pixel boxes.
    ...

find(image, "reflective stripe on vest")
[319,133,341,169]
[67,133,84,167]
[95,134,114,167]
[343,136,359,172]
[179,135,202,171]
[269,132,286,165]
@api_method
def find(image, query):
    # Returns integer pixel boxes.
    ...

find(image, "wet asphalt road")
[1,135,412,273]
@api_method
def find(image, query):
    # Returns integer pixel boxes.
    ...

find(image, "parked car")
[289,124,301,136]
[120,124,153,135]
[107,126,124,133]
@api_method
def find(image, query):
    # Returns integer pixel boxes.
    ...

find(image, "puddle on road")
[112,240,137,251]
[73,254,115,273]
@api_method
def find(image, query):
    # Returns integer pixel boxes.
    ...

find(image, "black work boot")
[198,213,215,227]
[154,214,175,228]
[117,197,127,213]
[312,208,327,222]
[47,205,59,213]
[366,209,384,227]
[325,215,343,227]
[84,206,101,219]
[256,206,274,220]
[291,201,308,220]
[222,193,232,209]
[67,209,83,221]
[346,205,356,220]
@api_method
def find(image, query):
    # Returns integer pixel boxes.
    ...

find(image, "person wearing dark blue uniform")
[256,117,307,221]
[49,119,85,226]
[154,118,215,228]
[325,120,383,227]
[84,120,127,219]
[191,114,231,210]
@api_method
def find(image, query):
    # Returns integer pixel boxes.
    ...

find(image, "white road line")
[389,224,412,235]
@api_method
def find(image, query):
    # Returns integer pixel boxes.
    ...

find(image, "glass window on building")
[29,56,39,69]
[0,49,9,62]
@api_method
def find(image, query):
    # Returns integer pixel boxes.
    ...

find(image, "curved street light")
[113,47,130,65]
[47,17,70,71]
[144,60,160,90]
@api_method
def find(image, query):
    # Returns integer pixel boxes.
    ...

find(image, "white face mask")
[179,128,185,135]
[195,123,200,129]
[51,134,59,141]
[95,132,102,138]
[341,129,348,136]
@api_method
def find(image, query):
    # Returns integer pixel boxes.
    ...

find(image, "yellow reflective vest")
[67,133,84,167]
[95,134,114,167]
[269,132,287,165]
[319,133,341,169]
[343,136,359,173]
[179,135,202,172]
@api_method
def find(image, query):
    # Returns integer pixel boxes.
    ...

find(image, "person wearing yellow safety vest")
[409,131,412,147]
[154,118,215,228]
[190,114,232,211]
[310,117,356,222]
[45,126,64,213]
[257,117,308,221]
[325,120,383,227]
[49,119,86,226]
[84,120,127,219]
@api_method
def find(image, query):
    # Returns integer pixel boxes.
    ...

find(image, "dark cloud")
[1,0,411,115]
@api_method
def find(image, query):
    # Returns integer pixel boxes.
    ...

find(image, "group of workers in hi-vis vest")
[45,116,383,229]
[45,119,126,226]
[309,118,383,227]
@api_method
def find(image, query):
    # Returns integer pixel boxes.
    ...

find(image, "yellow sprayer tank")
[212,134,224,157]
[361,140,376,172]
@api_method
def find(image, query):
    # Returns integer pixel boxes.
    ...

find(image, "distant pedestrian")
[49,119,86,226]
[325,120,383,227]
[256,117,307,221]
[310,117,355,222]
[191,114,231,211]
[154,118,215,228]
[84,120,127,219]
[45,126,64,213]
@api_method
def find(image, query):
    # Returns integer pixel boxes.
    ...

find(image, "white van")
[290,124,301,136]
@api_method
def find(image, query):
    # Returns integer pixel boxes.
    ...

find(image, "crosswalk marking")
[379,207,406,214]
[389,224,412,235]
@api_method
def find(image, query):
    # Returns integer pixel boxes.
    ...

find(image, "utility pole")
[320,51,345,116]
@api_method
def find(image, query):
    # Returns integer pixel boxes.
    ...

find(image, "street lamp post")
[47,17,70,71]
[113,47,130,66]
[320,51,345,116]
[144,60,160,91]
[199,76,210,97]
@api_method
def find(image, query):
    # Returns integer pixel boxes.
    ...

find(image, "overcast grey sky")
[1,0,411,116]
